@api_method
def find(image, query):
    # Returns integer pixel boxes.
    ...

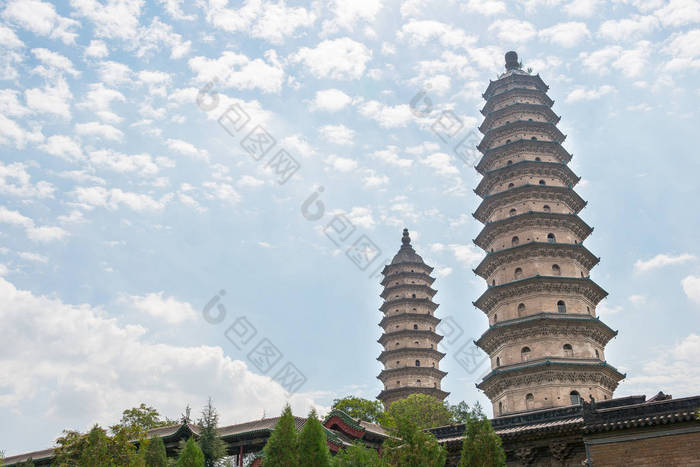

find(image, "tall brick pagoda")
[377,228,449,408]
[472,52,624,417]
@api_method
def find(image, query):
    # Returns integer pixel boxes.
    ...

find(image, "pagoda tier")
[377,229,448,408]
[475,140,572,175]
[472,52,623,417]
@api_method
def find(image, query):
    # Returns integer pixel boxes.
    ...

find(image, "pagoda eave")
[479,103,561,133]
[377,329,444,346]
[377,348,446,363]
[482,73,549,101]
[475,313,619,354]
[474,276,608,313]
[473,242,600,279]
[377,387,450,404]
[379,298,438,313]
[381,271,435,287]
[474,185,587,224]
[474,212,593,251]
[475,160,580,198]
[475,139,571,175]
[380,284,437,299]
[481,87,554,116]
[478,121,565,153]
[377,366,447,381]
[378,313,441,329]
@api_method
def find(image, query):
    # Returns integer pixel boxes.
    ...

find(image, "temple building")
[471,51,625,417]
[376,228,449,408]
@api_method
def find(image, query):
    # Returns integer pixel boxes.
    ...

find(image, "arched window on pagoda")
[508,182,514,189]
[547,233,556,243]
[518,303,526,316]
[543,205,551,212]
[539,179,546,185]
[595,349,600,359]
[514,267,523,279]
[570,391,581,405]
[557,300,566,313]
[521,346,531,361]
[415,360,420,367]
[417,379,421,386]
[552,264,561,276]
[413,324,418,330]
[507,160,513,165]
[509,208,517,217]
[496,357,500,367]
[498,402,503,415]
[535,157,541,161]
[526,393,534,410]
[512,236,519,246]
[531,136,537,140]
[563,343,573,357]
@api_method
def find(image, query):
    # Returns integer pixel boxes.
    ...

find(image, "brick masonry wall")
[589,430,700,466]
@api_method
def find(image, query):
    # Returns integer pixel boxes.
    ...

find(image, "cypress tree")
[298,409,331,467]
[177,438,205,467]
[262,405,299,467]
[144,437,168,467]
[459,404,505,467]
[197,398,227,467]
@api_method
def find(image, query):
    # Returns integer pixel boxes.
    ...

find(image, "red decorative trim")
[324,416,366,439]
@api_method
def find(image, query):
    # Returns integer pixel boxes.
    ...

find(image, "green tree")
[177,438,205,467]
[111,404,172,438]
[333,442,387,467]
[197,398,227,467]
[261,405,299,467]
[144,437,168,467]
[298,409,331,467]
[380,394,453,430]
[459,404,505,467]
[449,401,472,424]
[331,397,384,424]
[382,416,446,467]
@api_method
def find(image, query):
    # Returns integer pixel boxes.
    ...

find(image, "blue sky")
[1,0,700,456]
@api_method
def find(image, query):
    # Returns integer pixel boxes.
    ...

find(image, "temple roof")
[390,228,425,265]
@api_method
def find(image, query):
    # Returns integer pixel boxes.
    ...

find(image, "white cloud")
[634,253,696,273]
[97,61,133,86]
[189,51,284,93]
[663,29,700,72]
[0,277,322,444]
[0,205,67,242]
[596,301,623,316]
[599,15,658,41]
[322,0,382,34]
[539,22,590,47]
[564,0,601,17]
[463,0,506,15]
[328,206,375,229]
[310,89,352,112]
[281,135,316,158]
[136,17,192,59]
[397,20,477,50]
[654,0,700,27]
[420,152,459,176]
[85,39,109,58]
[78,83,125,121]
[126,291,198,324]
[623,333,700,397]
[0,162,54,199]
[488,19,537,42]
[201,182,241,204]
[73,186,171,212]
[0,115,44,149]
[0,89,30,118]
[69,0,143,41]
[38,135,84,162]
[320,124,356,145]
[370,146,413,168]
[292,38,371,80]
[362,170,389,188]
[25,77,73,119]
[681,275,700,304]
[0,24,24,48]
[75,122,124,141]
[358,101,413,128]
[565,85,615,103]
[165,138,209,161]
[325,155,358,172]
[201,0,315,44]
[237,175,265,188]
[2,0,79,44]
[447,244,483,266]
[17,251,48,263]
[31,48,80,77]
[87,149,163,177]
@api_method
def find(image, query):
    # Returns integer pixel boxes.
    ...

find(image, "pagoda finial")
[505,51,520,71]
[402,228,411,245]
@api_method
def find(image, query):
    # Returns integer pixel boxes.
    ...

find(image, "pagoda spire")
[472,52,624,417]
[376,229,448,408]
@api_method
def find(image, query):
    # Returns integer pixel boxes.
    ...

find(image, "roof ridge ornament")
[505,51,520,71]
[402,227,411,245]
